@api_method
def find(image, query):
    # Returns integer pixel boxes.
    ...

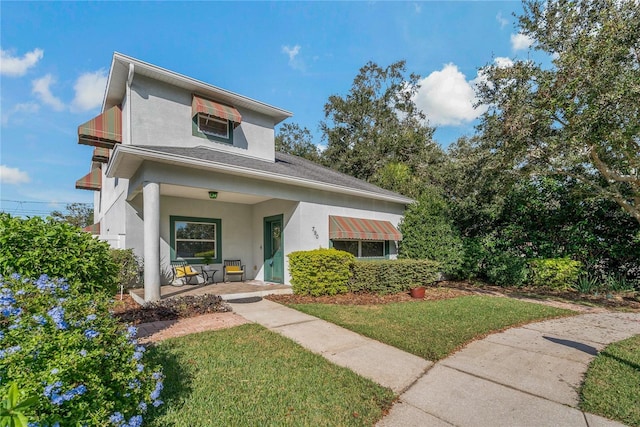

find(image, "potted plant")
[409,284,426,299]
[196,250,217,283]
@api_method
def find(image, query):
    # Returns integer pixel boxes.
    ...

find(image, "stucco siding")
[159,196,254,284]
[129,75,275,161]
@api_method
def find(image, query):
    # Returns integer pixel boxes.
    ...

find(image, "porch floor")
[130,280,292,304]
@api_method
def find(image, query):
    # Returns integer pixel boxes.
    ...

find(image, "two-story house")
[76,53,411,302]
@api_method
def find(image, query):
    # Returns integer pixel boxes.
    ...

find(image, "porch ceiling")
[161,183,271,204]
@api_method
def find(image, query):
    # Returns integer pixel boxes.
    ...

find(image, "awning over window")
[82,223,100,234]
[329,216,402,241]
[78,105,122,148]
[75,168,102,191]
[192,95,242,127]
[92,147,110,163]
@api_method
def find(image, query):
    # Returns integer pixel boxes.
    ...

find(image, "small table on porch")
[200,268,218,285]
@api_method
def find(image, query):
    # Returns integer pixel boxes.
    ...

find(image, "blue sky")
[0,1,532,216]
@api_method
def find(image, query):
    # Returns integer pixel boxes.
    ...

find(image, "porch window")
[170,216,222,263]
[332,240,386,258]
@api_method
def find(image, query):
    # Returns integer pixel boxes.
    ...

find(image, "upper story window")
[198,114,229,139]
[192,95,242,145]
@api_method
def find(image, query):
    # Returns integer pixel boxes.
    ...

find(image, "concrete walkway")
[230,299,640,427]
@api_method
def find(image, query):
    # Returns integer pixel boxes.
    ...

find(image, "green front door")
[264,215,284,283]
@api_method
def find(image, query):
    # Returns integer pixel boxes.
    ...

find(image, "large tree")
[476,0,640,223]
[275,122,321,163]
[50,202,93,229]
[320,60,441,190]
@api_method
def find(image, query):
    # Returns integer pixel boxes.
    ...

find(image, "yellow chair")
[171,261,200,285]
[223,259,245,282]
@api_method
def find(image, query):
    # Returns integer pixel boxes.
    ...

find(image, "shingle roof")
[140,145,410,202]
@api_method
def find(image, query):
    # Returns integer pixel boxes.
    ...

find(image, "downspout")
[126,63,134,145]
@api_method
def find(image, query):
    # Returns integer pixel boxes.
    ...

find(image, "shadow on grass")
[600,350,640,372]
[143,343,193,426]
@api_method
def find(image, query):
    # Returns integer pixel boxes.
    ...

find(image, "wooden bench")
[171,260,200,285]
[223,259,245,282]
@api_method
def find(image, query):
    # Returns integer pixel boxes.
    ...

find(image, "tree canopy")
[476,0,640,223]
[320,60,441,189]
[50,203,93,229]
[275,123,321,162]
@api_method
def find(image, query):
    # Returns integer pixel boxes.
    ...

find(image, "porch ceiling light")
[208,191,218,199]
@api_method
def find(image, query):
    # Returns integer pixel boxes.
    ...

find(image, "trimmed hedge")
[288,249,355,296]
[349,259,441,294]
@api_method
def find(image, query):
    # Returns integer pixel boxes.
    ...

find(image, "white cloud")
[282,44,305,71]
[493,56,515,68]
[511,33,534,51]
[496,12,508,29]
[71,69,107,112]
[0,48,44,77]
[414,63,487,126]
[32,74,65,111]
[1,102,40,126]
[0,165,30,184]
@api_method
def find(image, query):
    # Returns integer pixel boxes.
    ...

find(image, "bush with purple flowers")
[0,273,163,426]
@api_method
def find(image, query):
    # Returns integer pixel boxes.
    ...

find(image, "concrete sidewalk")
[230,299,640,427]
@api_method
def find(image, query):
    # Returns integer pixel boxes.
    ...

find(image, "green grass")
[144,324,395,426]
[580,335,640,427]
[287,295,575,361]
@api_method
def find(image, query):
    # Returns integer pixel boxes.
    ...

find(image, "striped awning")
[329,216,402,241]
[92,147,110,163]
[192,95,242,127]
[75,168,102,191]
[82,223,100,234]
[78,105,122,148]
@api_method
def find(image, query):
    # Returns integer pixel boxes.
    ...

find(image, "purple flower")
[79,349,88,357]
[109,412,124,425]
[84,329,99,339]
[47,306,68,330]
[32,314,47,325]
[86,314,97,322]
[152,399,163,407]
[124,415,143,427]
[0,345,21,359]
[126,326,138,339]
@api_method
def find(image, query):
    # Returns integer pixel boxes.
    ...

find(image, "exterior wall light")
[208,191,218,199]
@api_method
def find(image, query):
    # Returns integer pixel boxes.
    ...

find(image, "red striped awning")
[192,95,242,127]
[78,105,122,148]
[92,147,110,163]
[329,216,402,241]
[75,168,102,191]
[82,223,100,234]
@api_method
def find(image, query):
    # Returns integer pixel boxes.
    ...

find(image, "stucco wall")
[129,75,275,161]
[159,195,254,284]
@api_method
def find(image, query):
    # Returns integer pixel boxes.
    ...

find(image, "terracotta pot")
[410,287,426,299]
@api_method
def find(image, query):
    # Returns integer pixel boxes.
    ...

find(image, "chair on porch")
[223,259,245,282]
[171,260,200,286]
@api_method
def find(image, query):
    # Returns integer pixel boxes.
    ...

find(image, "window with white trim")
[197,114,229,139]
[332,240,385,258]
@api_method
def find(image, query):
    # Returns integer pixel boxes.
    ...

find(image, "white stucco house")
[76,53,412,302]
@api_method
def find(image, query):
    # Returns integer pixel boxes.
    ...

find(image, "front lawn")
[144,324,395,426]
[580,335,640,426]
[286,295,575,360]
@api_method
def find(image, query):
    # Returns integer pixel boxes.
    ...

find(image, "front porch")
[130,280,292,305]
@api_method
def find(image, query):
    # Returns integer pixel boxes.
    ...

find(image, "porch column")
[143,181,161,302]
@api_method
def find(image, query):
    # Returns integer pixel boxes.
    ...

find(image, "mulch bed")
[112,281,639,325]
[112,294,231,325]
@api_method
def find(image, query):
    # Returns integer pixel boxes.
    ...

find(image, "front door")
[264,214,284,283]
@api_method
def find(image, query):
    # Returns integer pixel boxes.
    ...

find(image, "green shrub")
[484,251,530,287]
[349,259,441,294]
[0,214,118,295]
[0,273,163,426]
[529,258,582,290]
[111,249,143,290]
[288,249,354,296]
[452,237,487,280]
[398,189,464,274]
